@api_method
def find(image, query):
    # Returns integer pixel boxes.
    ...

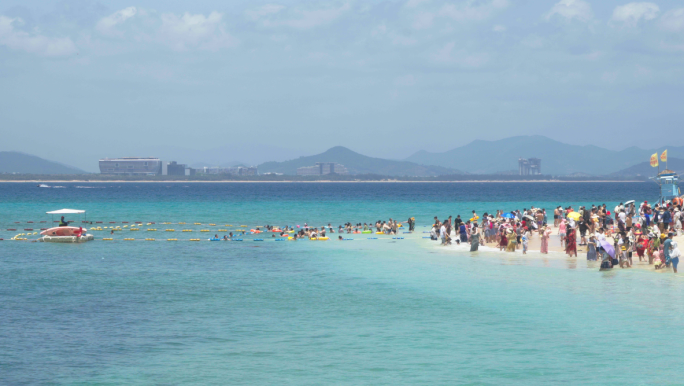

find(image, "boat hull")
[41,226,87,237]
[39,234,94,243]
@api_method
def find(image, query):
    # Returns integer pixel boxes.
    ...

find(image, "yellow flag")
[650,153,659,167]
[660,150,667,162]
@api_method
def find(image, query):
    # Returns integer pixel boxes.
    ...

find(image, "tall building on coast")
[197,166,258,176]
[297,162,349,176]
[518,158,541,175]
[99,157,163,176]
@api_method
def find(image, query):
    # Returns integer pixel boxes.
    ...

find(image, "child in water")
[522,233,529,255]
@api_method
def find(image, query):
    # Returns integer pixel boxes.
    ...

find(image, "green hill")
[405,136,684,175]
[258,146,461,176]
[0,151,86,174]
[611,158,684,177]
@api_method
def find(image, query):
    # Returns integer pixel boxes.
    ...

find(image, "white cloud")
[0,15,76,56]
[545,0,593,22]
[255,3,350,29]
[660,8,684,31]
[412,12,435,29]
[493,24,506,32]
[372,23,417,46]
[159,11,238,51]
[96,6,137,36]
[412,0,509,29]
[434,41,489,68]
[520,34,544,48]
[611,2,659,26]
[440,0,509,22]
[405,0,430,8]
[246,4,286,21]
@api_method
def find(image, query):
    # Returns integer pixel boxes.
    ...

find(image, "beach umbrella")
[624,200,635,206]
[502,213,515,219]
[523,215,535,221]
[567,212,581,221]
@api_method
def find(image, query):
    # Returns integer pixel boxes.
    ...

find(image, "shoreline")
[0,180,647,183]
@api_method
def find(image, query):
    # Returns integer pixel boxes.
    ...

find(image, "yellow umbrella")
[567,212,581,221]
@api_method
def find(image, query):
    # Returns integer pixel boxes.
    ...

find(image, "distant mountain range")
[0,152,85,174]
[404,135,684,176]
[257,146,461,176]
[3,135,682,177]
[611,157,684,177]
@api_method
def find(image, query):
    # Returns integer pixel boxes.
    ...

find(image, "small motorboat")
[39,209,94,243]
[40,226,94,243]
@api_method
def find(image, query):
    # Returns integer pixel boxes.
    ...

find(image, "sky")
[1,0,684,171]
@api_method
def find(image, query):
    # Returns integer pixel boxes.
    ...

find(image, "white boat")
[40,209,94,243]
[39,234,94,243]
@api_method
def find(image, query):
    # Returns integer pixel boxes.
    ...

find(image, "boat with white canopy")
[40,209,94,243]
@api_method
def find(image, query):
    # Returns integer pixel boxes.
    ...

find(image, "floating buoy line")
[2,220,411,242]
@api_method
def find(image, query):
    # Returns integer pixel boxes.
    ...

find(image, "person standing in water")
[664,232,674,268]
[670,241,680,273]
[565,227,578,257]
[470,228,480,252]
[540,225,550,254]
[587,236,597,261]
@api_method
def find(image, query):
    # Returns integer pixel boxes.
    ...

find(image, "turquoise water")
[2,182,682,385]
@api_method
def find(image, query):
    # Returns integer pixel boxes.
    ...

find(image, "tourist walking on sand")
[440,222,447,245]
[540,225,550,254]
[646,232,655,264]
[499,225,508,251]
[618,233,632,268]
[558,219,567,247]
[565,227,578,257]
[578,218,588,246]
[506,229,517,252]
[554,207,560,227]
[635,231,647,262]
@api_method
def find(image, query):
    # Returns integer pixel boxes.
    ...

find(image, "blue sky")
[1,0,683,171]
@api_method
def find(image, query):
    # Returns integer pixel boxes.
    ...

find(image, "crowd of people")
[217,218,417,241]
[430,198,684,272]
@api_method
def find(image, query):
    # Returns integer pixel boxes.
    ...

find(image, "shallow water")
[1,182,680,385]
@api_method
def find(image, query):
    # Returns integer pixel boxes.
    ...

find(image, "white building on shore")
[99,157,163,176]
